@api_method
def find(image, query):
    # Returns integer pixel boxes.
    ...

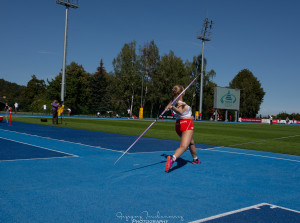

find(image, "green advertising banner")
[214,87,240,110]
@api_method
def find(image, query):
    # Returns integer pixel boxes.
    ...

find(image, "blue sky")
[1,0,299,116]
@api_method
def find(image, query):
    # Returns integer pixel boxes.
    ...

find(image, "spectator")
[286,117,290,125]
[5,103,9,113]
[127,109,131,118]
[67,108,71,116]
[14,102,18,114]
[43,104,47,115]
[51,100,59,124]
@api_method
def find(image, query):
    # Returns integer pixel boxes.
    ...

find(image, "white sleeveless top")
[172,100,192,120]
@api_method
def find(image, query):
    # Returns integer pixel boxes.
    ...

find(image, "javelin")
[114,73,201,165]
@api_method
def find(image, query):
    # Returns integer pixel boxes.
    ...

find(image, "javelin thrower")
[114,74,201,165]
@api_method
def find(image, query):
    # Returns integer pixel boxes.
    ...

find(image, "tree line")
[0,40,274,119]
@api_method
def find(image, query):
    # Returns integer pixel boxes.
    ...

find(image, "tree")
[0,79,25,110]
[47,62,91,114]
[138,40,160,116]
[112,41,141,116]
[229,69,265,118]
[46,75,62,103]
[90,59,111,114]
[21,75,47,111]
[65,62,91,114]
[276,112,300,121]
[151,51,191,117]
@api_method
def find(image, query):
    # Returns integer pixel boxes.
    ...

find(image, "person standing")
[127,109,131,118]
[4,103,9,113]
[14,102,18,114]
[165,85,201,173]
[51,100,59,124]
[43,104,47,115]
[4,103,10,123]
[269,115,273,125]
[67,108,71,116]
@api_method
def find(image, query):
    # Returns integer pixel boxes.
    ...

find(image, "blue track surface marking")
[0,137,74,161]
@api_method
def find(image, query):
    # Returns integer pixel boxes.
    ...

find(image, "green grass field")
[11,117,300,156]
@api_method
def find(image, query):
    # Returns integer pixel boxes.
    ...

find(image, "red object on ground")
[0,116,3,122]
[8,108,12,126]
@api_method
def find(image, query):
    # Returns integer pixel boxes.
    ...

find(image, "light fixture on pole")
[56,0,79,104]
[196,18,213,120]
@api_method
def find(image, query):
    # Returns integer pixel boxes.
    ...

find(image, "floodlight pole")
[141,74,144,108]
[56,0,79,104]
[200,40,205,119]
[61,6,69,104]
[197,18,213,120]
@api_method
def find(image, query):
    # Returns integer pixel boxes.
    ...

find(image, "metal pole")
[199,40,205,120]
[61,6,69,104]
[197,18,213,120]
[141,73,144,108]
[130,94,133,117]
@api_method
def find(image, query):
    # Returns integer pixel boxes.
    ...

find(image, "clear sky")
[1,0,299,116]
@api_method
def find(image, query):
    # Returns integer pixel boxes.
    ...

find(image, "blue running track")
[0,121,300,222]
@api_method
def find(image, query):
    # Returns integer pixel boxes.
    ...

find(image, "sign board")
[214,87,240,110]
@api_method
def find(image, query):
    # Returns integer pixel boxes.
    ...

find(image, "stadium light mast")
[56,0,79,104]
[197,18,213,120]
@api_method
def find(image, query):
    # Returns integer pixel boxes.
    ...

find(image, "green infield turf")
[11,117,300,156]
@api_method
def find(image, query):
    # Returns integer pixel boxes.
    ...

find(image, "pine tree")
[90,59,111,114]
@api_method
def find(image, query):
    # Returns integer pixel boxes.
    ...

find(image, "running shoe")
[165,156,174,172]
[192,158,201,164]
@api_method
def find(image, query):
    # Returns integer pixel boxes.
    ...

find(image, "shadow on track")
[120,160,165,173]
[120,154,192,173]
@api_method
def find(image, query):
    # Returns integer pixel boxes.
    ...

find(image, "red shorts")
[175,119,194,136]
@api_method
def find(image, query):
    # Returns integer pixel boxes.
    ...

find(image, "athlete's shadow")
[121,160,165,173]
[120,154,191,173]
[161,154,191,173]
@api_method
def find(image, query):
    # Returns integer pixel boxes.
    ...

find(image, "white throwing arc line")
[201,134,300,163]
